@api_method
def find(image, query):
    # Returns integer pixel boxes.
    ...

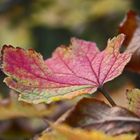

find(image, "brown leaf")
[63,98,140,135]
[119,10,140,73]
[119,11,138,45]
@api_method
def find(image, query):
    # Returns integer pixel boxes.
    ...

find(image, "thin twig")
[98,86,116,106]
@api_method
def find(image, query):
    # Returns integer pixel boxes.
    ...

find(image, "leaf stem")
[98,87,116,106]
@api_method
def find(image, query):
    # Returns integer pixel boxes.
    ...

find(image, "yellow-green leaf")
[127,88,140,117]
[38,124,135,140]
[0,93,58,120]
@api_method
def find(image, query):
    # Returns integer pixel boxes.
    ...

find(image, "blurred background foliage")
[0,0,132,53]
[0,0,140,139]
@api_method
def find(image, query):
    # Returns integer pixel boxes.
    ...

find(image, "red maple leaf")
[1,34,131,104]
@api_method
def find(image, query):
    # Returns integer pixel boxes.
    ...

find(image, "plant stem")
[98,87,116,106]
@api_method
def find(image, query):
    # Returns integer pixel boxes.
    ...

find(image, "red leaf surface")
[1,34,131,104]
[119,10,140,73]
[119,11,138,46]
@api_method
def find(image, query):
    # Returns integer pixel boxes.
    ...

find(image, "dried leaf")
[1,34,131,104]
[63,98,140,135]
[38,124,135,140]
[126,89,140,117]
[0,92,61,120]
[119,10,140,73]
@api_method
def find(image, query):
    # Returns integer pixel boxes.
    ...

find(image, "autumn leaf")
[126,89,140,118]
[119,11,137,46]
[63,98,140,135]
[38,124,135,140]
[119,10,140,73]
[0,91,64,120]
[1,34,131,104]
